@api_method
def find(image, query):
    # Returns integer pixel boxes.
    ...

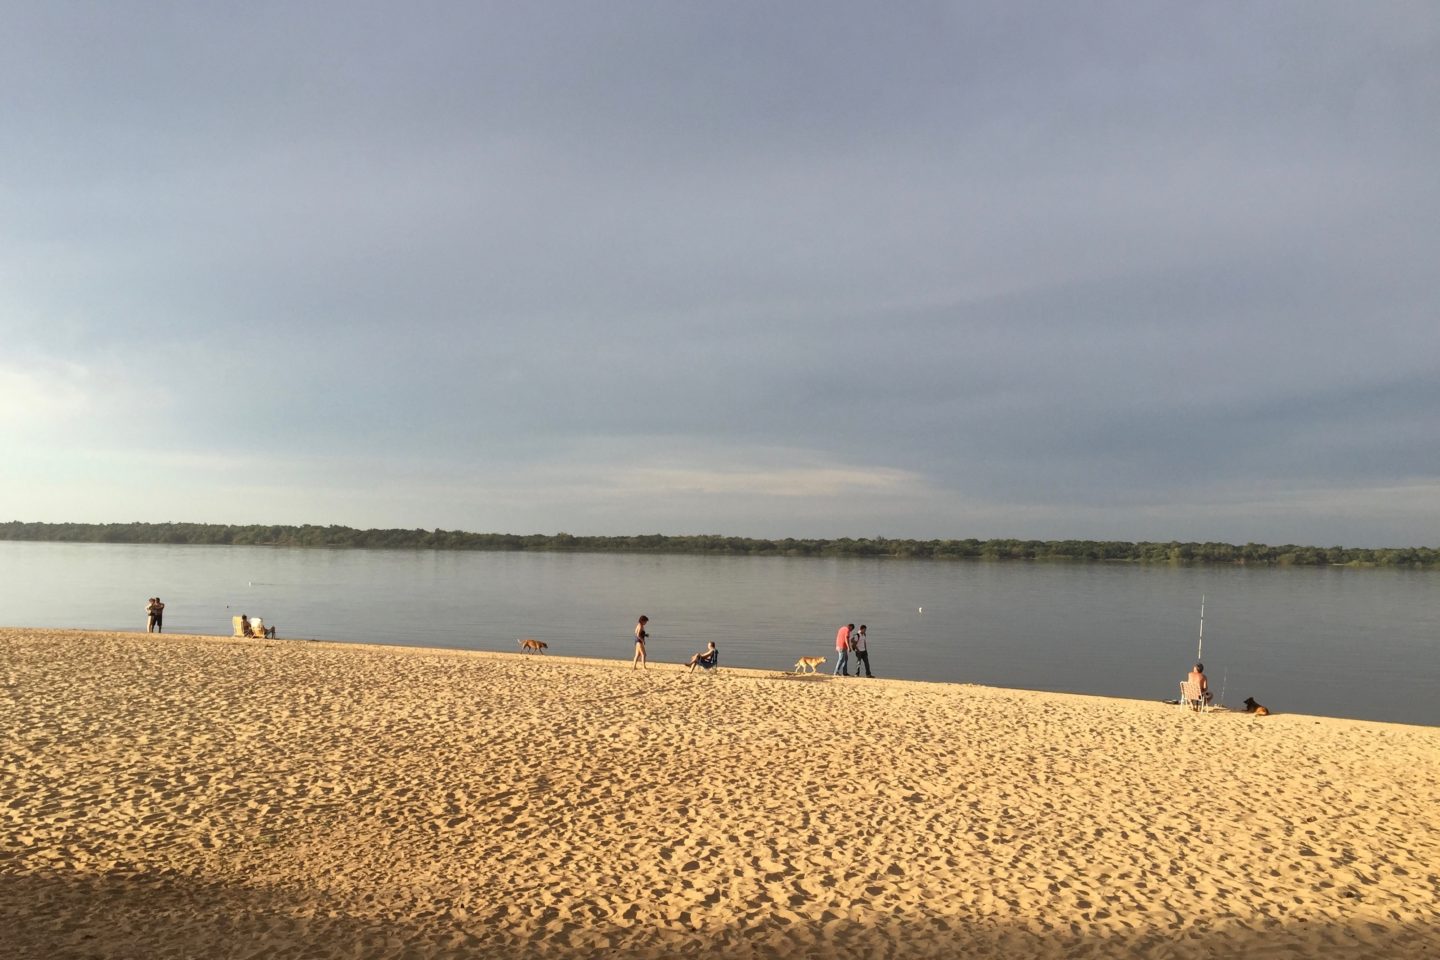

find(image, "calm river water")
[2,541,1436,727]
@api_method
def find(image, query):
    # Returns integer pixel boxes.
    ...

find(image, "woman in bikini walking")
[633,615,650,670]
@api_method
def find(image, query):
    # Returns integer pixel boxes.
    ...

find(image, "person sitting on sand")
[686,641,718,672]
[1187,662,1212,705]
[240,614,253,638]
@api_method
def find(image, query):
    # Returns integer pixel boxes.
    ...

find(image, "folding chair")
[1179,679,1211,713]
[689,647,719,674]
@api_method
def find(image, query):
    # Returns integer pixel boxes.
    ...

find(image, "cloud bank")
[2,2,1437,545]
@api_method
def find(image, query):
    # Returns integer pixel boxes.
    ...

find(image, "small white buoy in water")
[918,606,923,614]
[248,581,253,587]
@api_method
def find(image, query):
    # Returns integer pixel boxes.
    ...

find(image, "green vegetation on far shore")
[3,521,1437,567]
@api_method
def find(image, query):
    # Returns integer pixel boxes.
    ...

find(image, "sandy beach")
[3,627,1438,958]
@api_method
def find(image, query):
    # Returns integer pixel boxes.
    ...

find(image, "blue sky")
[3,2,1438,545]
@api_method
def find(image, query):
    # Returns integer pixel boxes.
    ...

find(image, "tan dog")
[517,638,548,654]
[793,655,826,674]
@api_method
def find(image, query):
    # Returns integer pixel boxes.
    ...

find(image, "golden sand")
[3,627,1438,958]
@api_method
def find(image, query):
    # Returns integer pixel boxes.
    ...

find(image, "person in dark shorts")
[153,597,164,633]
[633,615,650,670]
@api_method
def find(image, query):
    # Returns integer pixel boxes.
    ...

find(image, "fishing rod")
[1196,594,1205,662]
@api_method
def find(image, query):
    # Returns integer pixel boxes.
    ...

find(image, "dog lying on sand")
[517,638,548,653]
[793,656,826,674]
[1243,696,1270,716]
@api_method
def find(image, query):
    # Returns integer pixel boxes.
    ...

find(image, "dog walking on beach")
[793,655,826,674]
[517,638,548,653]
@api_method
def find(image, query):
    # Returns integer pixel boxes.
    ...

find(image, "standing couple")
[834,623,872,677]
[145,597,165,633]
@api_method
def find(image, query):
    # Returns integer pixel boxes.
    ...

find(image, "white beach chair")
[1179,679,1211,714]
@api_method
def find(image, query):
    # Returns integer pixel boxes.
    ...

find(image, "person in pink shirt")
[834,623,854,676]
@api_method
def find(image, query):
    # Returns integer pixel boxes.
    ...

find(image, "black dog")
[1243,696,1270,716]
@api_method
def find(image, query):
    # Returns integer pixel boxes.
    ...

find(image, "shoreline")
[13,625,1438,732]
[5,626,1439,958]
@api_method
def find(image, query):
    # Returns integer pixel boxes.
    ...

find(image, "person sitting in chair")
[686,641,719,673]
[1187,662,1213,705]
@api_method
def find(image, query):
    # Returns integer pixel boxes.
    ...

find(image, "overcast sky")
[3,1,1437,545]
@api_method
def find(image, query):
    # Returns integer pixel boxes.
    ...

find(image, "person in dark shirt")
[853,624,873,677]
[687,641,718,672]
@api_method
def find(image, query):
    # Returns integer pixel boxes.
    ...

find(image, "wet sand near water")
[3,627,1438,958]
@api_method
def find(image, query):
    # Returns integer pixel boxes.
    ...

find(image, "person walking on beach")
[853,624,873,677]
[834,623,854,676]
[152,597,164,633]
[633,615,650,670]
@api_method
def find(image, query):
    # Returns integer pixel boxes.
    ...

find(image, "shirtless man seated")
[1187,662,1213,705]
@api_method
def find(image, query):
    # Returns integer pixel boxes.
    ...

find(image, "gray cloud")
[3,1,1438,545]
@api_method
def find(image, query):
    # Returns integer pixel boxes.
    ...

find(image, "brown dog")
[517,638,548,654]
[1243,696,1269,716]
[793,655,826,674]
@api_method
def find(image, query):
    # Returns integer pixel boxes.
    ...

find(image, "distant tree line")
[3,521,1437,567]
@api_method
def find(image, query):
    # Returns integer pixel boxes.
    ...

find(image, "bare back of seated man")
[1187,663,1212,704]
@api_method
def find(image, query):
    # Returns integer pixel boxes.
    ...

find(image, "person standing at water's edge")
[633,615,650,670]
[854,624,872,677]
[145,597,165,633]
[834,623,854,676]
